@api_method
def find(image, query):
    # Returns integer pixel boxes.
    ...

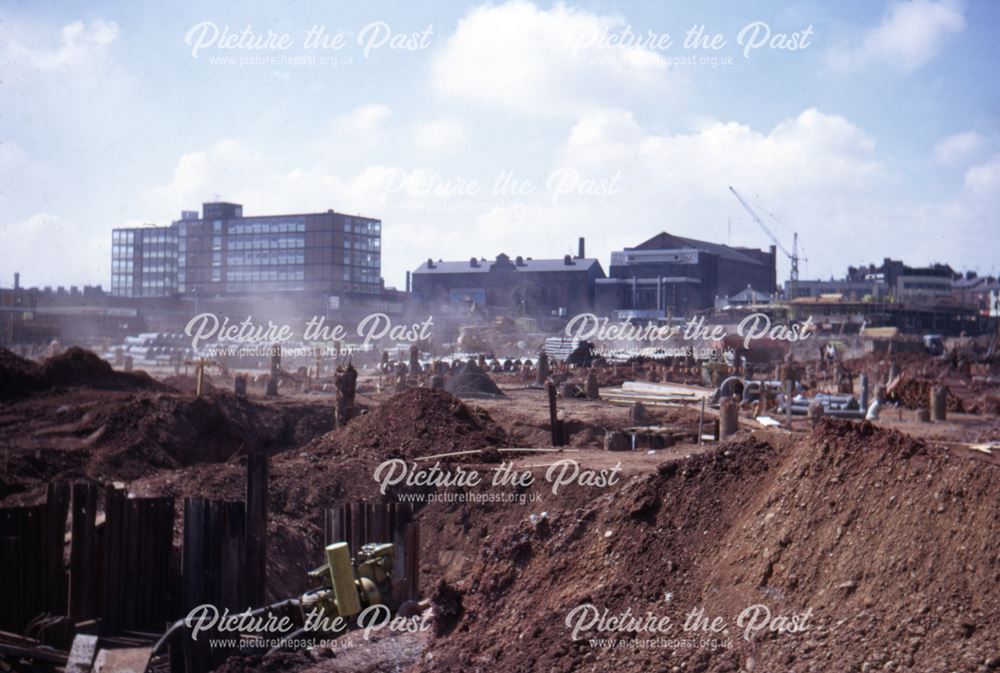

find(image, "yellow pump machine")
[300,542,397,622]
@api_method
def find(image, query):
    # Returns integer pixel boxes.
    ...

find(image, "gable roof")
[413,256,604,275]
[729,287,772,302]
[629,232,764,265]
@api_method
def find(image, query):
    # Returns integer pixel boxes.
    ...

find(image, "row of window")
[112,229,177,244]
[345,252,380,268]
[227,252,306,266]
[345,235,380,251]
[226,270,306,282]
[111,244,135,259]
[227,235,306,251]
[226,281,307,292]
[345,218,381,234]
[141,248,174,259]
[226,219,307,235]
[140,264,176,274]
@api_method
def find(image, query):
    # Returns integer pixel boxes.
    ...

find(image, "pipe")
[150,598,302,656]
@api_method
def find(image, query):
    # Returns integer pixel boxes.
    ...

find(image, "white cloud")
[4,19,120,72]
[963,153,1000,197]
[330,104,392,136]
[0,16,130,122]
[0,213,109,287]
[138,138,402,241]
[412,117,468,155]
[520,107,892,279]
[135,105,1000,293]
[542,106,1000,278]
[829,0,964,73]
[933,131,990,166]
[430,0,673,116]
[319,104,393,156]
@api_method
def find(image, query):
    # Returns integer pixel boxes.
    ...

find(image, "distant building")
[721,286,773,306]
[594,232,777,318]
[885,259,954,302]
[411,240,604,318]
[952,274,1000,315]
[789,258,955,303]
[111,202,382,299]
[111,226,178,298]
[787,279,884,301]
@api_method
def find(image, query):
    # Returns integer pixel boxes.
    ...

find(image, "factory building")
[410,239,605,318]
[594,232,777,318]
[111,202,382,299]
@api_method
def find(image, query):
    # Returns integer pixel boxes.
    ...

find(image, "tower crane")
[728,185,802,299]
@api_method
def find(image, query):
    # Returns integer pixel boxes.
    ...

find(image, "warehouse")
[594,231,777,318]
[410,239,604,318]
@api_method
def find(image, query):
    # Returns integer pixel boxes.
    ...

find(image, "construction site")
[1,310,999,673]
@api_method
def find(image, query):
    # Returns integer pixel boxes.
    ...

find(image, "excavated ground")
[2,348,1000,672]
[417,421,1000,673]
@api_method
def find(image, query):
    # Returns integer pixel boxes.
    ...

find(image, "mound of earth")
[40,347,165,391]
[445,362,506,399]
[0,347,42,401]
[0,389,337,492]
[302,388,508,461]
[422,420,1000,673]
[891,378,965,413]
[89,393,339,480]
[0,347,165,402]
[162,373,218,394]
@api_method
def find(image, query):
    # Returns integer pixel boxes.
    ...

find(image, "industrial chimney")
[577,237,585,259]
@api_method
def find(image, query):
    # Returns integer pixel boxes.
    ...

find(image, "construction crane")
[728,186,801,299]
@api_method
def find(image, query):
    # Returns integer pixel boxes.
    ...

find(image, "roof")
[953,276,999,290]
[628,232,765,265]
[729,287,772,302]
[596,276,701,284]
[413,255,603,275]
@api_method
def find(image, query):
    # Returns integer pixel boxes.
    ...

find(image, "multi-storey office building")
[111,202,382,298]
[110,226,179,298]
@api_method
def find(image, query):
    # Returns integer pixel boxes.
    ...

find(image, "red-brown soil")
[1,346,168,402]
[418,420,1000,673]
[300,388,509,461]
[4,352,1000,673]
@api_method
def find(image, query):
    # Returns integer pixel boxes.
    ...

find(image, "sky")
[1,0,998,291]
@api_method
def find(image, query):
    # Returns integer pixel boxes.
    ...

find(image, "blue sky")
[1,0,998,290]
